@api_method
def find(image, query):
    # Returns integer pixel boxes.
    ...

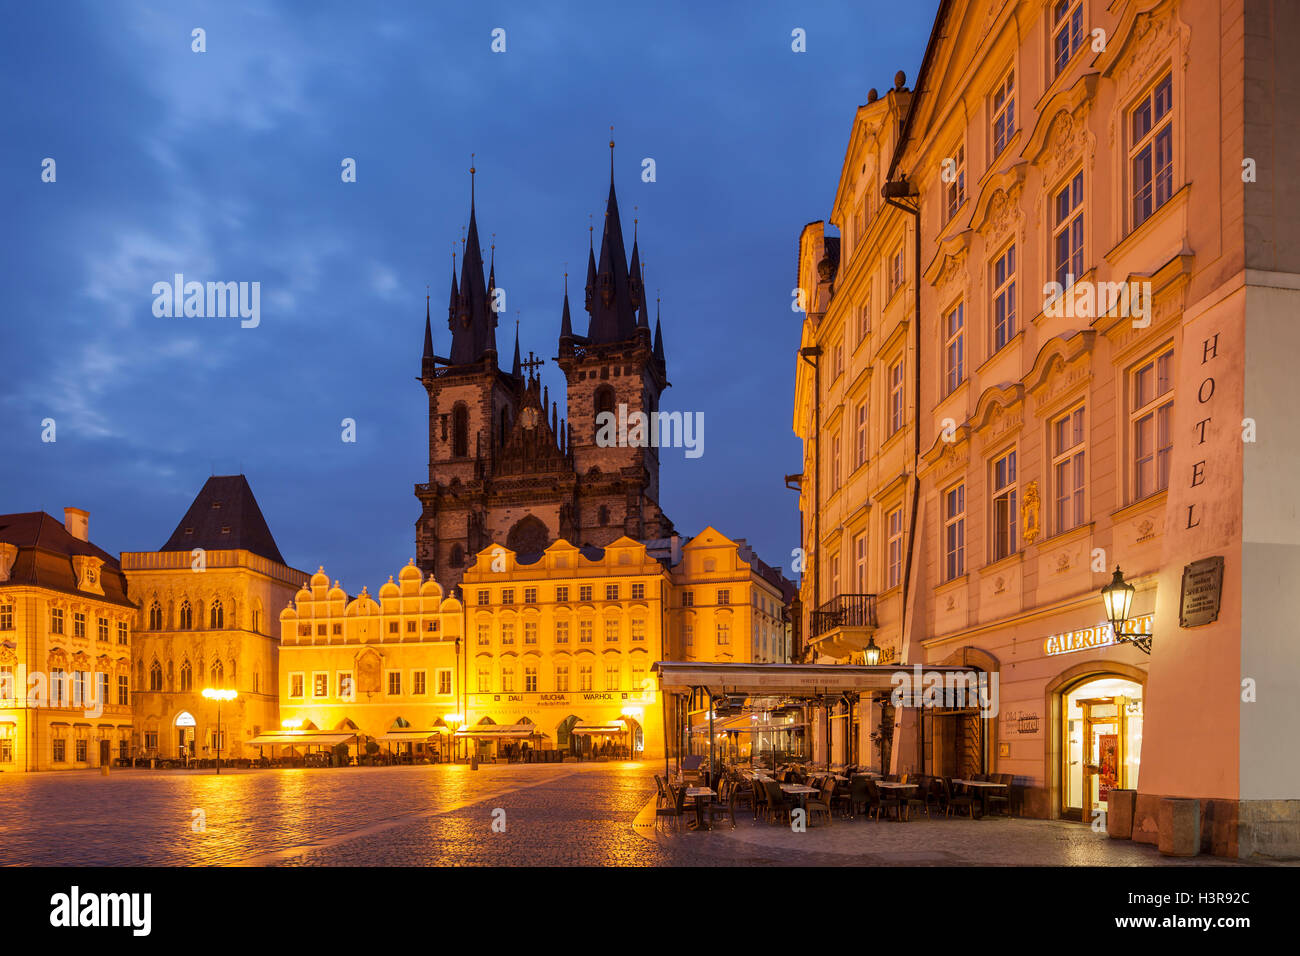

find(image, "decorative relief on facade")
[1022,480,1041,544]
[993,576,1006,595]
[1136,518,1156,542]
[1056,552,1071,573]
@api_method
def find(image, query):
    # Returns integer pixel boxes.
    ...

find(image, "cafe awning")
[651,661,981,698]
[570,723,626,735]
[454,724,551,739]
[375,730,442,742]
[247,732,356,747]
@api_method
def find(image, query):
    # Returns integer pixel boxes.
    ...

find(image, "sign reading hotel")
[1043,615,1154,657]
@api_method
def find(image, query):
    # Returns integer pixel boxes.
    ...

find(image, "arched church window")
[149,661,162,692]
[209,599,223,630]
[452,404,469,458]
[212,658,223,687]
[149,600,163,630]
[593,386,616,440]
[180,659,192,692]
[178,600,193,630]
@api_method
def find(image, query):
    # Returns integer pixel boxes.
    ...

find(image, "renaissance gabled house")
[415,155,673,594]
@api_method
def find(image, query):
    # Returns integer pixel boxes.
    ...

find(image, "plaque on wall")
[1179,556,1224,628]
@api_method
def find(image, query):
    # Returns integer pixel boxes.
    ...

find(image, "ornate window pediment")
[1095,0,1190,89]
[970,383,1026,445]
[71,555,104,596]
[1021,74,1098,179]
[970,163,1027,243]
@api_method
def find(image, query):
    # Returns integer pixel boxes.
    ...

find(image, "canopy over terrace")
[246,731,356,759]
[652,661,982,776]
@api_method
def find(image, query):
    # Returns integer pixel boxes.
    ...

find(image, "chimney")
[670,533,681,567]
[64,507,89,542]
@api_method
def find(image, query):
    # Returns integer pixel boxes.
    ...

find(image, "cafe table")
[951,779,1008,818]
[685,787,716,830]
[873,781,919,821]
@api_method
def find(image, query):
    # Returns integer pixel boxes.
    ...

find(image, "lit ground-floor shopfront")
[460,688,660,760]
[0,709,132,771]
[914,594,1153,820]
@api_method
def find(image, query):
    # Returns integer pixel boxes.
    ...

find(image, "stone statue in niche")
[1022,479,1041,544]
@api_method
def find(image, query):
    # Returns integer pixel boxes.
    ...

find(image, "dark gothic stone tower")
[415,154,672,594]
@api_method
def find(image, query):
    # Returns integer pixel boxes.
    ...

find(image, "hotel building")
[794,0,1300,857]
[0,508,135,771]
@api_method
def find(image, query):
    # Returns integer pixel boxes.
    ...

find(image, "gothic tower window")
[149,660,162,692]
[594,385,616,439]
[506,515,549,555]
[212,658,224,687]
[209,598,223,630]
[178,600,193,630]
[180,659,192,692]
[149,600,163,630]
[452,404,469,458]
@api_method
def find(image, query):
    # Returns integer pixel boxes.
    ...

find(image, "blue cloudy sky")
[0,0,930,589]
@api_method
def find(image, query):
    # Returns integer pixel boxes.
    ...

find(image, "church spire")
[449,157,495,366]
[587,132,637,343]
[511,316,521,378]
[423,291,434,361]
[653,295,666,368]
[559,272,574,341]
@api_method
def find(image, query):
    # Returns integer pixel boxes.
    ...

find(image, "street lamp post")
[1099,565,1153,654]
[201,687,238,774]
[446,713,463,763]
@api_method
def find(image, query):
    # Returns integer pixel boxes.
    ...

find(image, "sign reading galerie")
[1043,614,1155,656]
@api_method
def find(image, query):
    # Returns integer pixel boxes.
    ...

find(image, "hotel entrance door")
[1062,677,1143,822]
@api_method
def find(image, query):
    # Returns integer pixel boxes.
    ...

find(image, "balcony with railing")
[808,593,878,659]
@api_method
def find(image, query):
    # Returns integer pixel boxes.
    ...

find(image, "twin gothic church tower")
[415,152,674,592]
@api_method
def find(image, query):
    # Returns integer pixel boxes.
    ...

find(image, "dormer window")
[211,501,222,510]
[220,525,231,534]
[72,555,105,596]
[183,528,194,536]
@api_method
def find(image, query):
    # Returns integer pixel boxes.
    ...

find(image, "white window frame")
[386,670,402,696]
[1051,405,1087,533]
[888,359,905,435]
[1129,72,1175,230]
[1053,170,1084,288]
[1052,0,1085,79]
[886,507,903,590]
[991,243,1017,352]
[311,671,329,699]
[991,67,1016,158]
[854,402,869,469]
[853,532,868,593]
[436,668,452,696]
[992,449,1018,561]
[289,672,304,699]
[944,483,966,581]
[943,143,967,223]
[338,671,355,701]
[943,301,965,396]
[1131,346,1175,501]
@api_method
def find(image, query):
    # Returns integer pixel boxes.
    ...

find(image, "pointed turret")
[653,300,666,369]
[586,139,639,344]
[511,319,521,378]
[423,295,434,363]
[449,164,494,366]
[629,230,644,311]
[559,274,574,350]
[584,239,596,313]
[446,265,459,328]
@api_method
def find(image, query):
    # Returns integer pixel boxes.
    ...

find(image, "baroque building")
[0,508,135,771]
[415,152,673,595]
[121,476,307,761]
[794,0,1300,858]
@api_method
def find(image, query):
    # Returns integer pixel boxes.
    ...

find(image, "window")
[604,662,620,691]
[501,589,514,606]
[97,617,109,641]
[992,244,1017,352]
[477,622,490,645]
[829,430,842,493]
[992,450,1018,561]
[209,599,223,630]
[118,674,129,706]
[339,673,354,699]
[854,402,869,468]
[1132,348,1174,499]
[117,621,128,645]
[1052,406,1087,533]
[829,553,840,602]
[853,532,868,593]
[252,609,260,633]
[0,603,12,631]
[50,607,64,635]
[992,69,1015,157]
[477,589,489,606]
[605,584,619,601]
[523,587,537,604]
[943,144,966,222]
[944,302,965,395]
[501,622,515,645]
[149,660,163,692]
[684,622,694,648]
[413,671,427,695]
[524,621,537,645]
[387,671,401,696]
[888,244,905,298]
[555,665,570,692]
[888,360,905,435]
[75,738,88,763]
[178,600,192,630]
[604,619,619,642]
[632,662,646,688]
[682,591,694,607]
[630,582,645,600]
[1131,74,1174,228]
[477,667,491,693]
[555,621,569,644]
[73,612,86,638]
[578,664,593,692]
[593,386,616,440]
[0,740,10,763]
[406,620,417,633]
[51,668,66,706]
[832,343,844,380]
[424,619,438,634]
[180,659,192,691]
[886,506,904,590]
[149,601,163,629]
[53,739,66,763]
[452,404,469,458]
[144,731,158,752]
[857,295,871,343]
[579,585,593,602]
[1053,171,1084,287]
[289,673,304,698]
[716,621,731,646]
[1052,0,1084,78]
[631,618,646,642]
[579,620,593,643]
[313,673,328,698]
[944,483,966,581]
[437,670,452,695]
[211,658,223,686]
[524,666,538,692]
[555,585,569,603]
[717,589,730,606]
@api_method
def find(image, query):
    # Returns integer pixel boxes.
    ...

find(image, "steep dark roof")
[0,511,134,608]
[160,475,287,565]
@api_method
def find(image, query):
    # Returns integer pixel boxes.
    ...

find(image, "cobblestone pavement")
[0,763,1271,866]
